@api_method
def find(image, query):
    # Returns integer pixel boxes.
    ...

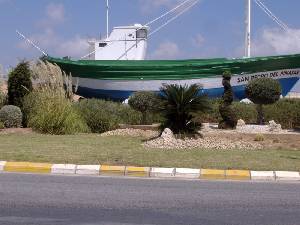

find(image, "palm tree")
[157,83,211,135]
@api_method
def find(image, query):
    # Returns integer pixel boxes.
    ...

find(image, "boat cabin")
[88,24,148,60]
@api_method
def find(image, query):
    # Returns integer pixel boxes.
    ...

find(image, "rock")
[268,120,282,132]
[237,119,246,127]
[161,128,175,140]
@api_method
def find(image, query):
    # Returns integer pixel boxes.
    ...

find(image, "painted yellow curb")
[126,166,150,177]
[200,169,225,179]
[100,165,125,176]
[225,170,251,180]
[4,162,52,173]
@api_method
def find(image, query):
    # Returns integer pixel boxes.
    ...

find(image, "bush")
[245,78,281,124]
[76,99,163,133]
[156,84,211,134]
[0,105,23,128]
[75,99,121,133]
[0,121,4,129]
[195,100,257,124]
[128,91,160,124]
[218,71,237,129]
[8,61,32,108]
[31,60,78,100]
[0,91,7,108]
[254,134,265,142]
[232,102,257,124]
[23,89,89,135]
[263,99,300,129]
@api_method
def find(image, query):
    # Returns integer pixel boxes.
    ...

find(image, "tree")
[156,83,211,135]
[128,91,159,124]
[245,78,281,124]
[8,61,33,109]
[218,71,237,129]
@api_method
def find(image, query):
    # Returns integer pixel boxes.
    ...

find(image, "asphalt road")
[0,173,300,225]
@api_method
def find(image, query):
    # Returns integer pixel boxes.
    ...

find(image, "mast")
[106,0,109,39]
[245,0,251,58]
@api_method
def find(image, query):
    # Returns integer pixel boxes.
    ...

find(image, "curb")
[0,161,300,181]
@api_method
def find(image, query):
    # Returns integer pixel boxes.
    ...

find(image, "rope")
[254,0,289,31]
[81,0,200,59]
[16,30,48,56]
[144,0,194,26]
[149,0,199,37]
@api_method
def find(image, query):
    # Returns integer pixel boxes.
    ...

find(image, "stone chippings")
[143,133,263,150]
[101,121,298,150]
[101,128,160,139]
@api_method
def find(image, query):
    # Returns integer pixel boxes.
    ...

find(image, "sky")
[1,0,300,75]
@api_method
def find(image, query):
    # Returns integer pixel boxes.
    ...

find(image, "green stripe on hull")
[46,54,300,80]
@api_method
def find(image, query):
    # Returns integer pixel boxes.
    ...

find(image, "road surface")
[0,173,299,225]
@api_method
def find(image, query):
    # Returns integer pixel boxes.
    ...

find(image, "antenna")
[16,30,48,56]
[106,0,109,39]
[245,0,251,58]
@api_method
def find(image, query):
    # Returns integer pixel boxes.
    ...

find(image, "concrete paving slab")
[150,167,175,178]
[76,165,100,175]
[200,169,225,179]
[100,165,125,176]
[175,168,200,179]
[0,161,6,171]
[275,171,300,181]
[126,166,150,177]
[4,162,52,173]
[51,164,76,174]
[226,170,250,180]
[250,171,275,180]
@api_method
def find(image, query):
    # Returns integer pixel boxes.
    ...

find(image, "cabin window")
[99,43,107,47]
[136,29,147,39]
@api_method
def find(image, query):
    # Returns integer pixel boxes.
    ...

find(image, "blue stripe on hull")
[77,77,299,101]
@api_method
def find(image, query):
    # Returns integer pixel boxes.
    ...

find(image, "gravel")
[143,136,263,150]
[100,123,299,150]
[101,128,159,139]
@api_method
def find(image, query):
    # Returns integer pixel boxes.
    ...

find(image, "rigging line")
[116,0,200,60]
[82,0,199,60]
[149,0,200,37]
[16,30,48,56]
[144,0,194,26]
[254,0,288,31]
[256,0,289,29]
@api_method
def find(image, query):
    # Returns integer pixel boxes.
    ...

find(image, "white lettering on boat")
[236,69,300,84]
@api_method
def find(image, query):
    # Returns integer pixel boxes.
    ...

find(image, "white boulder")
[268,120,282,132]
[161,128,175,140]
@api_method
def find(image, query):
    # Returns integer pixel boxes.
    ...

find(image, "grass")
[0,133,299,171]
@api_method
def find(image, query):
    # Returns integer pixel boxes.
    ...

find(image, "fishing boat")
[26,0,300,101]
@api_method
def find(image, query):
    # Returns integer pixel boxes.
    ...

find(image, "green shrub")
[75,99,121,133]
[156,84,211,134]
[117,104,143,125]
[232,102,257,124]
[23,89,89,135]
[263,99,300,129]
[218,71,237,129]
[8,61,33,108]
[245,78,281,124]
[128,91,160,124]
[195,100,257,124]
[0,91,7,108]
[0,121,5,129]
[254,134,265,142]
[0,105,23,128]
